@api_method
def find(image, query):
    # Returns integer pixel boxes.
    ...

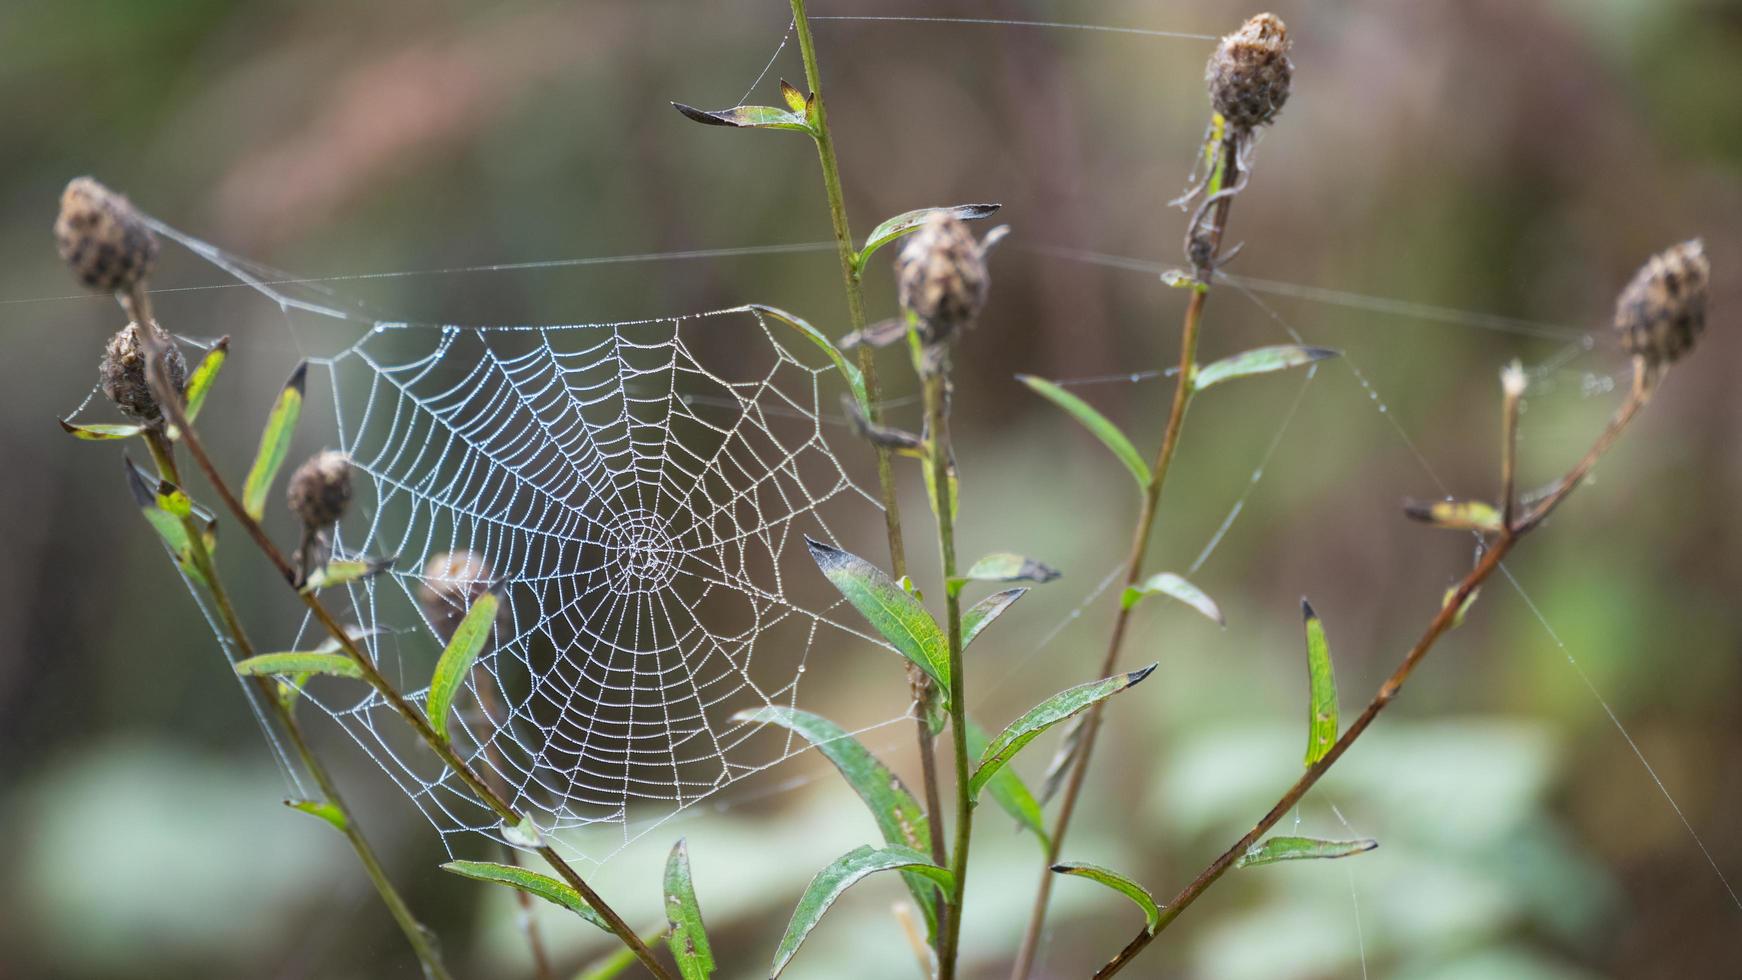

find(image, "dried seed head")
[895,212,989,347]
[287,451,352,529]
[1614,239,1709,368]
[55,177,159,293]
[417,550,495,639]
[99,323,186,422]
[1206,13,1293,131]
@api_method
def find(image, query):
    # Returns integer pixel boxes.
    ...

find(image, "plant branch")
[132,326,673,980]
[1092,383,1652,978]
[1011,135,1239,980]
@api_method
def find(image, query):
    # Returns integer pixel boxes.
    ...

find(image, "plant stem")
[1010,137,1239,980]
[1092,384,1652,978]
[133,329,673,980]
[789,0,948,886]
[142,429,452,980]
[923,368,972,980]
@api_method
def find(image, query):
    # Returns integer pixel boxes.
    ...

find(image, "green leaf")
[1302,598,1339,767]
[779,78,807,112]
[920,451,959,525]
[663,839,715,979]
[123,456,207,587]
[236,651,363,680]
[427,592,499,743]
[749,305,869,413]
[855,203,1001,271]
[771,845,952,979]
[574,930,670,980]
[180,336,229,425]
[1193,344,1338,391]
[284,798,348,831]
[241,361,306,521]
[962,588,1026,650]
[1442,585,1479,629]
[965,721,1048,850]
[59,419,144,441]
[732,706,940,935]
[1121,572,1224,626]
[969,664,1157,799]
[1050,862,1160,934]
[671,101,813,133]
[300,556,395,593]
[440,861,610,931]
[1236,836,1378,868]
[1404,497,1504,533]
[1018,375,1150,489]
[805,537,950,695]
[951,552,1060,596]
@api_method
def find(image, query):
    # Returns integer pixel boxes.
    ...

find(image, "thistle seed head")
[1614,239,1709,368]
[895,212,989,348]
[55,177,159,293]
[287,450,352,529]
[99,323,185,422]
[417,550,494,638]
[1207,13,1293,131]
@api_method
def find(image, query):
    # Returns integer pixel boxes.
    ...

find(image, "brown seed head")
[287,451,352,529]
[1614,239,1709,368]
[895,212,989,347]
[1207,13,1293,131]
[417,550,495,639]
[99,323,186,422]
[55,177,159,293]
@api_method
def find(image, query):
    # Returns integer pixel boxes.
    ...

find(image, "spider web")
[127,220,913,866]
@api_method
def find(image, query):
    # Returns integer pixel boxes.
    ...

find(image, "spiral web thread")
[127,221,912,866]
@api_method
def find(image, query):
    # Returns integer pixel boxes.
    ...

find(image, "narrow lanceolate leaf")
[427,592,499,742]
[1194,344,1339,391]
[749,305,869,412]
[300,556,395,593]
[855,203,1001,271]
[123,455,207,587]
[963,588,1027,650]
[966,721,1048,850]
[664,840,715,980]
[241,361,307,521]
[59,419,144,440]
[180,336,229,425]
[441,861,610,931]
[1237,836,1378,868]
[969,664,1157,799]
[806,538,950,694]
[1404,497,1504,533]
[1050,863,1160,934]
[1442,585,1479,629]
[1122,572,1224,626]
[771,846,952,979]
[1302,599,1339,767]
[779,78,807,112]
[1018,375,1151,489]
[733,707,940,933]
[671,101,813,133]
[951,552,1061,596]
[285,798,348,832]
[235,651,363,680]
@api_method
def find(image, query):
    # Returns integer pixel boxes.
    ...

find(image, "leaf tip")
[285,360,309,394]
[1127,663,1159,686]
[1300,596,1317,622]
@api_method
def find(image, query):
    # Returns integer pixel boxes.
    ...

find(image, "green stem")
[790,0,949,891]
[1011,135,1239,980]
[143,431,452,980]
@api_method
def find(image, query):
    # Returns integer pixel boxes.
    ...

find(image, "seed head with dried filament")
[1615,239,1709,369]
[55,177,159,294]
[100,323,186,423]
[287,450,353,530]
[895,212,989,349]
[1207,13,1293,132]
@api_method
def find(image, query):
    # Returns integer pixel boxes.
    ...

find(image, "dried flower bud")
[417,550,494,639]
[99,323,186,422]
[287,451,352,529]
[1614,239,1709,368]
[55,177,159,293]
[895,212,989,347]
[1206,13,1292,131]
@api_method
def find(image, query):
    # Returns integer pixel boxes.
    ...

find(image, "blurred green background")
[3,1,1740,977]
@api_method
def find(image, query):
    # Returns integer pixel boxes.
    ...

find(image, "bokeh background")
[3,1,1741,978]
